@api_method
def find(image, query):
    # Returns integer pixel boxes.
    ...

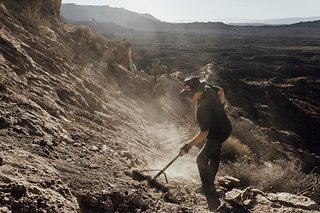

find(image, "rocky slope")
[0,1,319,212]
[213,48,320,156]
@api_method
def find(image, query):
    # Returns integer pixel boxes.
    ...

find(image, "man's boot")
[205,191,221,212]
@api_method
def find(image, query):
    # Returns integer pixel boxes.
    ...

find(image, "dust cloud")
[125,72,201,182]
[146,123,200,181]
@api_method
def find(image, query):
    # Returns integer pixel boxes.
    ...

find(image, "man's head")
[180,76,205,101]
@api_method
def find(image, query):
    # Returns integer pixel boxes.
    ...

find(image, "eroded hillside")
[0,1,197,212]
[0,1,319,213]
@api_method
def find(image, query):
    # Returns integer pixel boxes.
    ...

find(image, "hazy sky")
[61,0,320,23]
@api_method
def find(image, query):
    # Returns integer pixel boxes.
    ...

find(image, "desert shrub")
[74,26,107,54]
[219,157,320,203]
[221,136,251,161]
[149,59,167,87]
[219,156,259,186]
[39,26,56,41]
[20,5,51,28]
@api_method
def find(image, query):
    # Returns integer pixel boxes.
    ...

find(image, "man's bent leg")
[196,140,221,194]
[209,139,222,186]
[197,139,222,211]
[207,139,223,211]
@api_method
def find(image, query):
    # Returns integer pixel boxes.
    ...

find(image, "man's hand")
[179,149,187,156]
[179,131,208,156]
[179,144,191,156]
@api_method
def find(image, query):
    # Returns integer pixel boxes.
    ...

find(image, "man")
[179,76,232,211]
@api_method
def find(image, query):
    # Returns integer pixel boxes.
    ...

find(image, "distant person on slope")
[179,76,232,211]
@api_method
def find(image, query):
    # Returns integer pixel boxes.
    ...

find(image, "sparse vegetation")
[221,136,251,161]
[148,58,168,86]
[219,157,320,203]
[39,26,56,41]
[72,26,109,56]
[20,5,51,29]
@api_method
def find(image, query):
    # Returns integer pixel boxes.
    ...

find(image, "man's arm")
[217,87,225,105]
[180,130,208,156]
[210,85,225,105]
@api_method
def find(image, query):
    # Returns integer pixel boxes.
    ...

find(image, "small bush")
[221,136,251,161]
[219,156,258,186]
[39,26,56,41]
[74,26,107,54]
[219,157,320,203]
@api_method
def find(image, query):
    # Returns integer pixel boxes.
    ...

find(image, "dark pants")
[196,138,222,195]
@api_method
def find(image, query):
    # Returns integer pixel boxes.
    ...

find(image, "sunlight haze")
[61,0,320,23]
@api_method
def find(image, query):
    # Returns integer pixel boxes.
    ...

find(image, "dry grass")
[20,5,51,29]
[39,26,56,41]
[219,157,320,203]
[221,136,251,161]
[74,26,107,54]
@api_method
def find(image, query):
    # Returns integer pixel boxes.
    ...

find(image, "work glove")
[179,144,191,156]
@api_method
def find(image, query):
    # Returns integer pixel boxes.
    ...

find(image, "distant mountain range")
[252,16,320,25]
[229,17,320,26]
[61,3,162,31]
[60,4,320,32]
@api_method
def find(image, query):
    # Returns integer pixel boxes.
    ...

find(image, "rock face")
[0,2,161,212]
[196,62,320,174]
[0,3,207,212]
[216,58,320,156]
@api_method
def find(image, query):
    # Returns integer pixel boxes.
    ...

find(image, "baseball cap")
[180,76,204,97]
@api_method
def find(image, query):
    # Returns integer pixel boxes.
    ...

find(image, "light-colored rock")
[267,192,319,210]
[217,176,241,188]
[225,188,242,201]
[250,188,265,196]
[101,145,107,152]
[89,164,100,169]
[89,146,99,152]
[121,150,133,159]
[39,26,57,41]
[0,206,10,212]
[256,194,274,206]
